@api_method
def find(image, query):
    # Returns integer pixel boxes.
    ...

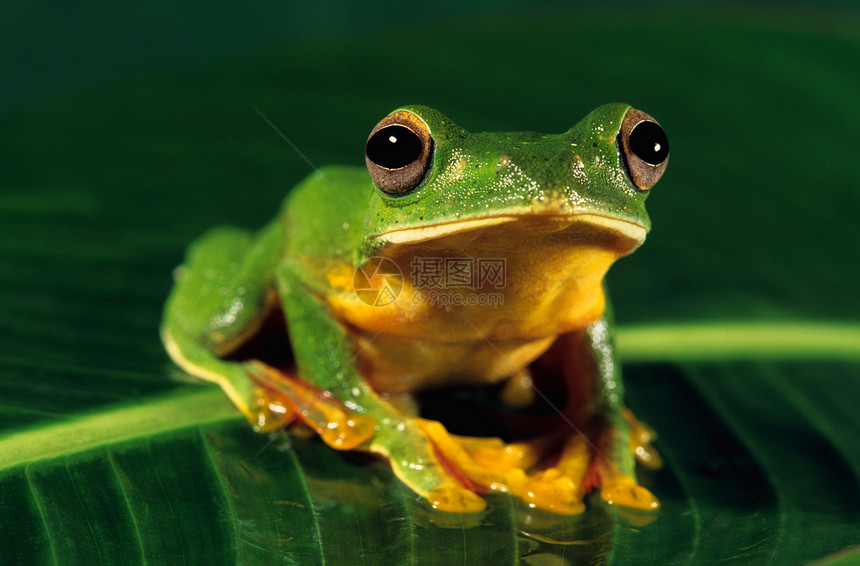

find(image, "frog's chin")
[374,213,647,247]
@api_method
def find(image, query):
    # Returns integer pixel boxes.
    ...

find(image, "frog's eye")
[617,109,669,191]
[366,110,433,195]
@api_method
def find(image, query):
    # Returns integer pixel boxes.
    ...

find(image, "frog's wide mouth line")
[374,214,647,246]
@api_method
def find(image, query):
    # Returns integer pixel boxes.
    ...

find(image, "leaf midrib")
[616,321,860,362]
[0,388,238,472]
[1,320,858,470]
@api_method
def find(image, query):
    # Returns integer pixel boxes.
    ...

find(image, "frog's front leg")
[410,318,661,514]
[549,318,661,511]
[275,258,486,513]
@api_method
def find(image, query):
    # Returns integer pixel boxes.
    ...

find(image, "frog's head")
[361,104,667,261]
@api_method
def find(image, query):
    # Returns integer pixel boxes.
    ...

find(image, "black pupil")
[366,125,423,169]
[629,121,669,166]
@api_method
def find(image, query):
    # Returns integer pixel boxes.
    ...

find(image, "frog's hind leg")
[162,225,273,415]
[161,322,259,421]
[161,224,288,425]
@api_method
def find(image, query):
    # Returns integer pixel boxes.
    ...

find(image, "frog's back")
[280,165,372,260]
[281,166,371,218]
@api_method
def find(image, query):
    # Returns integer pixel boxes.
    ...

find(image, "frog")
[161,103,668,514]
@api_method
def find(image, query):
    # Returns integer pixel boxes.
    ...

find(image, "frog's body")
[162,104,668,513]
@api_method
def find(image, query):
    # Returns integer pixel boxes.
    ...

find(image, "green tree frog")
[161,104,668,514]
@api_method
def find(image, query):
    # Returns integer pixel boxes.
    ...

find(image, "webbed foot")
[415,411,660,514]
[247,362,486,513]
[248,362,376,449]
[417,419,591,514]
[588,408,661,511]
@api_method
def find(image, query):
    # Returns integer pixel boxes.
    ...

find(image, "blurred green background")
[2,2,859,564]
[5,0,859,324]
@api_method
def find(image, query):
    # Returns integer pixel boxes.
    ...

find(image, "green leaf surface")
[2,5,859,565]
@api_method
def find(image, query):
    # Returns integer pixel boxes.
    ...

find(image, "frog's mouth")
[375,213,647,248]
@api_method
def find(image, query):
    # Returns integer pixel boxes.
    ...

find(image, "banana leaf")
[1,5,859,565]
